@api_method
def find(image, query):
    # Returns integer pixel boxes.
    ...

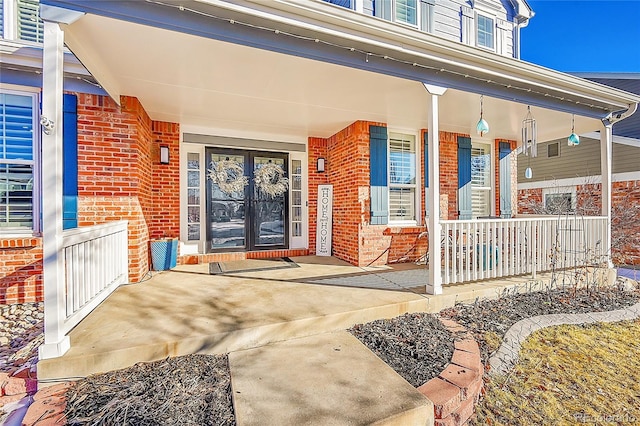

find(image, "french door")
[206,148,289,252]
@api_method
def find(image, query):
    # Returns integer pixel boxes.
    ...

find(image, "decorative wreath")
[208,159,248,195]
[254,162,289,198]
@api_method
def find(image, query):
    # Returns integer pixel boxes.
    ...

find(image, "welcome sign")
[316,185,333,256]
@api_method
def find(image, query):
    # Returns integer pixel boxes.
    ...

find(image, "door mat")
[209,257,299,275]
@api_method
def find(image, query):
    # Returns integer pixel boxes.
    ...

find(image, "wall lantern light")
[317,157,326,173]
[160,146,170,164]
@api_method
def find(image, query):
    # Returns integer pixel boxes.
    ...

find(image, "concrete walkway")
[229,331,433,426]
[489,300,640,375]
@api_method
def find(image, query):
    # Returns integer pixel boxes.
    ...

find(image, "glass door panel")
[252,156,287,248]
[208,152,247,250]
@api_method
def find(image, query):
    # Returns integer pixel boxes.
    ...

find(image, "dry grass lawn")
[474,320,640,425]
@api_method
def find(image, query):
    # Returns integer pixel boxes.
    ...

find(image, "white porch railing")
[61,220,129,334]
[440,216,608,285]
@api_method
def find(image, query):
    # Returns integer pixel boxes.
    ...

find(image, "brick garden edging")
[417,318,484,426]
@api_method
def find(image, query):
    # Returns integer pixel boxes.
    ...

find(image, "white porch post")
[423,84,447,295]
[600,122,613,267]
[38,20,69,359]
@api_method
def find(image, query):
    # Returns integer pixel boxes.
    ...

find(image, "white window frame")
[1,0,44,45]
[393,0,420,28]
[470,140,494,218]
[0,84,41,235]
[180,142,205,255]
[543,186,577,213]
[475,12,496,51]
[388,130,421,226]
[289,152,308,249]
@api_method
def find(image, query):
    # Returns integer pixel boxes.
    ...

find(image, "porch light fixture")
[568,114,580,146]
[476,95,489,136]
[317,157,326,173]
[160,145,170,164]
[522,106,538,157]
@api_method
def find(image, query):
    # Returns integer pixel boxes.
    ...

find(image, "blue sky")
[521,0,640,73]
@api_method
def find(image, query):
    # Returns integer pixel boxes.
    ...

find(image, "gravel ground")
[0,302,43,376]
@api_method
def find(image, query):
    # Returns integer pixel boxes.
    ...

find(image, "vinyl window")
[0,89,39,231]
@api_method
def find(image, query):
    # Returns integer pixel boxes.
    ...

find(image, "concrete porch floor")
[38,255,554,382]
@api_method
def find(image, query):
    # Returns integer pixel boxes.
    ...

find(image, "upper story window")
[1,0,44,44]
[476,14,495,50]
[0,88,39,232]
[389,132,417,222]
[395,0,418,26]
[322,0,353,9]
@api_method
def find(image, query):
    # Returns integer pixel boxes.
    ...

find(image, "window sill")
[383,225,426,236]
[0,236,41,248]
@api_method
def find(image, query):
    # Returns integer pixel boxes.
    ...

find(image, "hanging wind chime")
[522,106,537,179]
[476,94,489,136]
[568,114,580,146]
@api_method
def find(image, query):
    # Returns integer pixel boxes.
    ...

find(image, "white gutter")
[192,0,640,114]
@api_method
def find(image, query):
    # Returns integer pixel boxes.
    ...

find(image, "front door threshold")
[178,248,310,265]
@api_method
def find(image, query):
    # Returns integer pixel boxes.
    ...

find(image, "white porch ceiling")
[63,13,600,143]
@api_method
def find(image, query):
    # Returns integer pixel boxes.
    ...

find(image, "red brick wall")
[150,122,180,240]
[76,94,180,283]
[439,131,463,220]
[308,137,329,254]
[0,238,42,304]
[517,188,543,214]
[309,123,464,267]
[517,181,640,265]
[1,93,179,303]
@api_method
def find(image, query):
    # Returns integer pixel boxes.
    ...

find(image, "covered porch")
[36,0,639,360]
[38,255,576,381]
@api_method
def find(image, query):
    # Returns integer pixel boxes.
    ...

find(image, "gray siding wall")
[354,0,517,57]
[517,137,640,182]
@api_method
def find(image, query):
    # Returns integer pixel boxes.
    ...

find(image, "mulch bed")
[440,285,640,364]
[64,354,234,426]
[349,312,454,387]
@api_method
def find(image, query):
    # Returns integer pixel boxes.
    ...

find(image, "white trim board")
[581,131,640,148]
[517,171,640,190]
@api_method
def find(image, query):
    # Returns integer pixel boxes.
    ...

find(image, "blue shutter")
[370,125,388,225]
[499,142,512,218]
[457,136,472,220]
[63,94,78,230]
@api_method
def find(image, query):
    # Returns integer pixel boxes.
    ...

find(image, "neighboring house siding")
[517,137,640,182]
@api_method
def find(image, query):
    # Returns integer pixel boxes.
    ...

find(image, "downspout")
[600,102,637,268]
[602,103,638,127]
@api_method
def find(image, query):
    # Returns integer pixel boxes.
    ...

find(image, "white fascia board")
[582,131,640,148]
[61,23,122,104]
[517,171,640,191]
[200,0,639,113]
[0,44,93,76]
